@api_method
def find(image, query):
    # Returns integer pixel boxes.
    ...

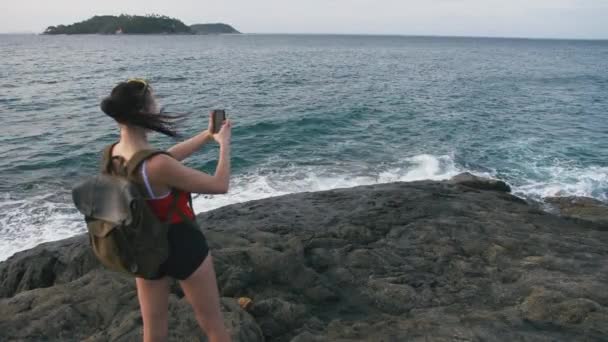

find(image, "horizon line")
[1,31,607,42]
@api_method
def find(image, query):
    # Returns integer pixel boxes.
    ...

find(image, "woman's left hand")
[207,111,214,134]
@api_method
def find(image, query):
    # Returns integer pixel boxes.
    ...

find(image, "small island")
[43,14,240,35]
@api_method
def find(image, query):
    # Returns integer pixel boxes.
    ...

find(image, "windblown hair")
[101,81,179,137]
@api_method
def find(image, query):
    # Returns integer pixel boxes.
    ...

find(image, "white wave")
[378,154,461,183]
[0,192,85,262]
[193,154,461,213]
[513,164,608,201]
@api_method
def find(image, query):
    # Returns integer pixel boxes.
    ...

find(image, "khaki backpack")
[72,144,186,278]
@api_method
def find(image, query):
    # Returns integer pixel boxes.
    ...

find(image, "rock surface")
[545,196,608,228]
[449,172,512,193]
[1,178,608,341]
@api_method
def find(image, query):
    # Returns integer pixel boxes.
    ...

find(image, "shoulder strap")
[165,189,181,224]
[101,143,119,174]
[126,150,174,178]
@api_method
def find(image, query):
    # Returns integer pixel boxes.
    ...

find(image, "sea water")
[1,34,607,260]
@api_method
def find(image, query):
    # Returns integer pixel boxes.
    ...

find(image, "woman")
[100,79,232,342]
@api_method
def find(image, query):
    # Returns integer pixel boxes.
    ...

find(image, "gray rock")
[1,180,607,341]
[0,270,263,341]
[450,172,512,193]
[0,235,99,298]
[545,196,608,227]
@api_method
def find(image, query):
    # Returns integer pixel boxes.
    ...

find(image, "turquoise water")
[1,34,607,260]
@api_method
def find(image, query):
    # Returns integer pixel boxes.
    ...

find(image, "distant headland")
[43,14,241,35]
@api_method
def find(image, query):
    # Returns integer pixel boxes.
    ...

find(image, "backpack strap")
[164,190,197,225]
[101,143,119,174]
[165,189,181,224]
[125,150,174,178]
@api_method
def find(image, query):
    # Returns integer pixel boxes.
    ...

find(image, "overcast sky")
[2,0,607,39]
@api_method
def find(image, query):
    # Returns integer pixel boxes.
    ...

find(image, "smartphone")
[211,109,226,133]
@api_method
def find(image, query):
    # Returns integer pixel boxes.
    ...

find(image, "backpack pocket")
[87,218,115,237]
[86,219,136,274]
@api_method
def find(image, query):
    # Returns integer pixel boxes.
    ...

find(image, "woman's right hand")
[213,119,232,146]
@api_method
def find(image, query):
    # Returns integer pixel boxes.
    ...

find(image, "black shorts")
[152,221,210,280]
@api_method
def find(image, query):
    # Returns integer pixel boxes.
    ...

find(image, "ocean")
[1,34,607,261]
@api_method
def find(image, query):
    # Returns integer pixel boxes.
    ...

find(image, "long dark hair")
[101,80,179,137]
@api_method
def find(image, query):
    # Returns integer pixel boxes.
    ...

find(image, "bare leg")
[179,255,230,342]
[136,276,170,342]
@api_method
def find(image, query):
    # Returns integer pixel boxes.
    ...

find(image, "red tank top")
[139,158,195,223]
[146,190,195,224]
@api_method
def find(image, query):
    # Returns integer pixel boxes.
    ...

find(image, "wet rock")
[1,180,607,341]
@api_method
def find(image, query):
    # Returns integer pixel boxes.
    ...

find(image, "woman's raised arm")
[149,120,232,194]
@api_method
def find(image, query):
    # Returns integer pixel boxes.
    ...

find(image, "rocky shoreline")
[1,175,607,341]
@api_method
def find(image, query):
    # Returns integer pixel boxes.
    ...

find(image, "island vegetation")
[190,23,240,34]
[43,14,240,35]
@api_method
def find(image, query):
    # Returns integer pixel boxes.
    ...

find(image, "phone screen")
[212,110,226,133]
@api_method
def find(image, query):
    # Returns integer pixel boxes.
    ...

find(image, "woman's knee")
[143,309,169,324]
[139,301,169,337]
